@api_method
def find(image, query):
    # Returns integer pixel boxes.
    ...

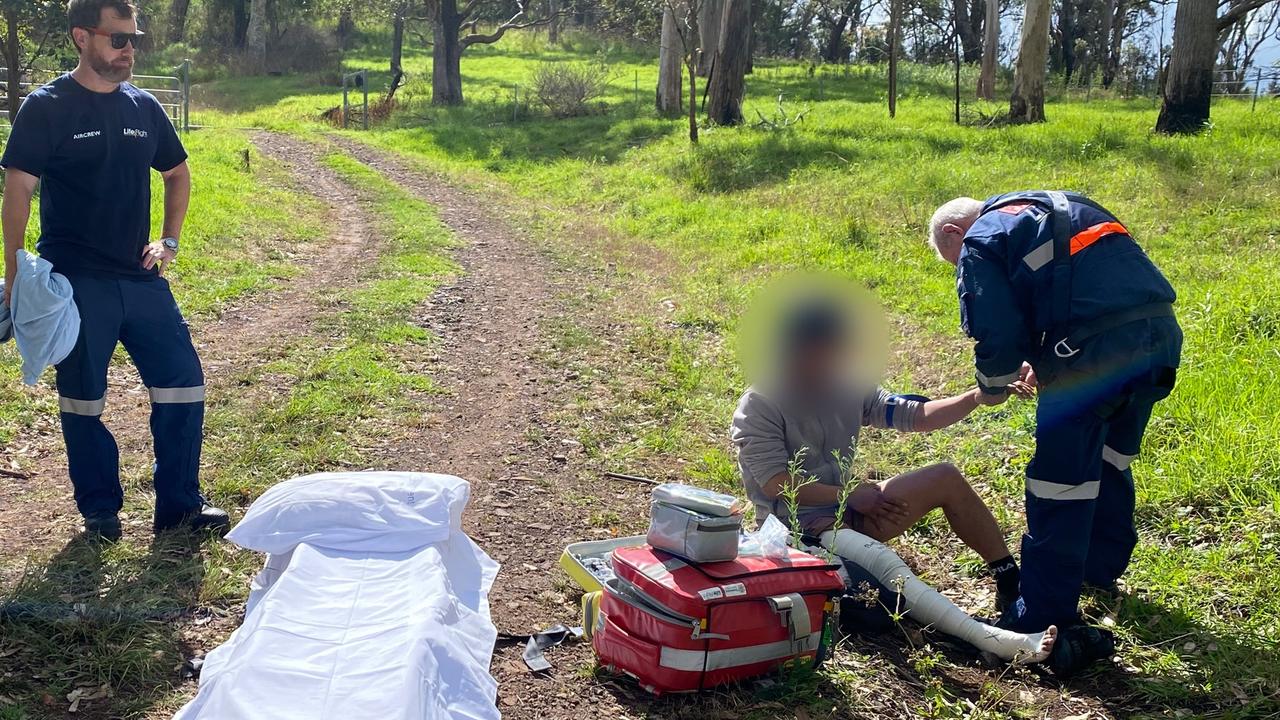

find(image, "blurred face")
[74,9,138,84]
[786,340,844,395]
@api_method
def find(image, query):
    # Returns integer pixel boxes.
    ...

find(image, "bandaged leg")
[821,528,1056,664]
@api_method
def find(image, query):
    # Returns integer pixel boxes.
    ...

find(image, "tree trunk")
[1100,0,1119,88]
[687,57,699,143]
[821,0,860,63]
[1057,0,1075,83]
[697,0,723,76]
[246,0,267,72]
[1009,0,1050,122]
[705,0,750,125]
[657,5,684,116]
[337,7,355,51]
[391,6,405,87]
[954,0,981,64]
[1155,0,1216,133]
[432,0,465,105]
[4,10,20,122]
[548,0,560,44]
[976,0,998,99]
[888,0,901,117]
[233,0,249,48]
[167,0,191,44]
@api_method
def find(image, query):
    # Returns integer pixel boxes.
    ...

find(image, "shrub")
[530,62,613,118]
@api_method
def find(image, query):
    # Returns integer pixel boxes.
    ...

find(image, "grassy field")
[243,36,1280,716]
[3,32,1278,718]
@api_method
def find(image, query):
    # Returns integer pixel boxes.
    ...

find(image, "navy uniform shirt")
[0,74,187,277]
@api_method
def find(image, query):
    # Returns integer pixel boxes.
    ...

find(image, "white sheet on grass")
[174,472,500,720]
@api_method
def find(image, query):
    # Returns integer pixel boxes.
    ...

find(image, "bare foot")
[1014,624,1058,665]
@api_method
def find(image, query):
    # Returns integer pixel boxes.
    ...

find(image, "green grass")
[262,36,1280,717]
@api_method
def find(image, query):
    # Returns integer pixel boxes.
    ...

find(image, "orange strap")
[1069,221,1128,255]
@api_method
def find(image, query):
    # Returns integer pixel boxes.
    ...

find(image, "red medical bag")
[591,544,844,694]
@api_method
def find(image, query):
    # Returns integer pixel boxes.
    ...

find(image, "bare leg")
[822,528,1057,664]
[862,463,1010,563]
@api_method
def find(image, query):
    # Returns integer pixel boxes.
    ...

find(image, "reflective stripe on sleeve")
[1102,445,1137,471]
[1026,478,1101,501]
[658,631,822,672]
[59,396,106,416]
[976,370,1020,388]
[1070,222,1128,255]
[148,385,206,404]
[1022,240,1055,272]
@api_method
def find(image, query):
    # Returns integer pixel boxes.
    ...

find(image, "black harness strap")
[1045,191,1074,335]
[1052,302,1175,359]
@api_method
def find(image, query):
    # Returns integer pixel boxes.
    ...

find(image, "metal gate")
[1,60,192,131]
[1213,67,1280,110]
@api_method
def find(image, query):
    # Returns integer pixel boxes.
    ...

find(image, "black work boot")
[84,513,122,543]
[156,504,231,537]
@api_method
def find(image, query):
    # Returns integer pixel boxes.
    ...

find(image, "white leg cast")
[820,529,1055,664]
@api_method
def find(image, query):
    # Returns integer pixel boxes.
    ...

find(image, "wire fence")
[1,61,192,131]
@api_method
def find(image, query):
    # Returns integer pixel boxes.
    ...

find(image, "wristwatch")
[161,237,179,255]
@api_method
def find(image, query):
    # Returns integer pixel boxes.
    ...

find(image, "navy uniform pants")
[55,274,207,527]
[1005,317,1181,632]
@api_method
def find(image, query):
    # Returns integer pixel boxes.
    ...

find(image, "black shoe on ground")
[84,513,122,543]
[156,504,231,536]
[1047,624,1116,679]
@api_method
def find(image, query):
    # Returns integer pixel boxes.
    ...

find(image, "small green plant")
[781,447,817,549]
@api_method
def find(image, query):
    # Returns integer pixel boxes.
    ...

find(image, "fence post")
[180,60,191,133]
[342,74,350,129]
[634,70,639,116]
[361,70,369,130]
[513,83,519,122]
[1254,67,1263,112]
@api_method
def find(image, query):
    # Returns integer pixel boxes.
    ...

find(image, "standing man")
[1,0,228,541]
[926,192,1182,641]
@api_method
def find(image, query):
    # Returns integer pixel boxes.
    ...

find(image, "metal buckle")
[1054,338,1080,358]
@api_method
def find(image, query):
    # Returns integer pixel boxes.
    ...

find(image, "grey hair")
[927,197,983,258]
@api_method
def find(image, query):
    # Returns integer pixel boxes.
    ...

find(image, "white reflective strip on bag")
[1026,478,1101,501]
[59,395,106,416]
[658,632,823,672]
[1023,240,1055,272]
[1102,445,1137,471]
[148,385,206,404]
[637,556,688,585]
[976,370,1020,388]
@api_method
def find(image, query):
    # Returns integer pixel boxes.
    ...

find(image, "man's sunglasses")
[80,27,144,50]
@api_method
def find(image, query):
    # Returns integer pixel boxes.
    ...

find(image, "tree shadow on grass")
[0,532,210,719]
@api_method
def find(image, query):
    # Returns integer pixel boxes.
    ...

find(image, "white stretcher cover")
[174,472,500,720]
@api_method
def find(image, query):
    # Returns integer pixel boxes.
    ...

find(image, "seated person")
[730,297,1059,665]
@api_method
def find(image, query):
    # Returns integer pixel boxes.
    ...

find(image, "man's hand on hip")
[141,241,176,275]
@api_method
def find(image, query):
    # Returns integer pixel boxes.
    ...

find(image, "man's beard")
[88,49,133,83]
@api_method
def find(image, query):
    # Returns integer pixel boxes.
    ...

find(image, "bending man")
[927,191,1181,656]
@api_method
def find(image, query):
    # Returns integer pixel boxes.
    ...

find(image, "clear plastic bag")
[738,514,790,559]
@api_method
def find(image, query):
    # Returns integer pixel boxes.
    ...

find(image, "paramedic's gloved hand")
[850,482,909,525]
[142,242,176,275]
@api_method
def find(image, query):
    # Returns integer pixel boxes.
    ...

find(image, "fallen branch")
[0,468,32,480]
[603,471,660,486]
